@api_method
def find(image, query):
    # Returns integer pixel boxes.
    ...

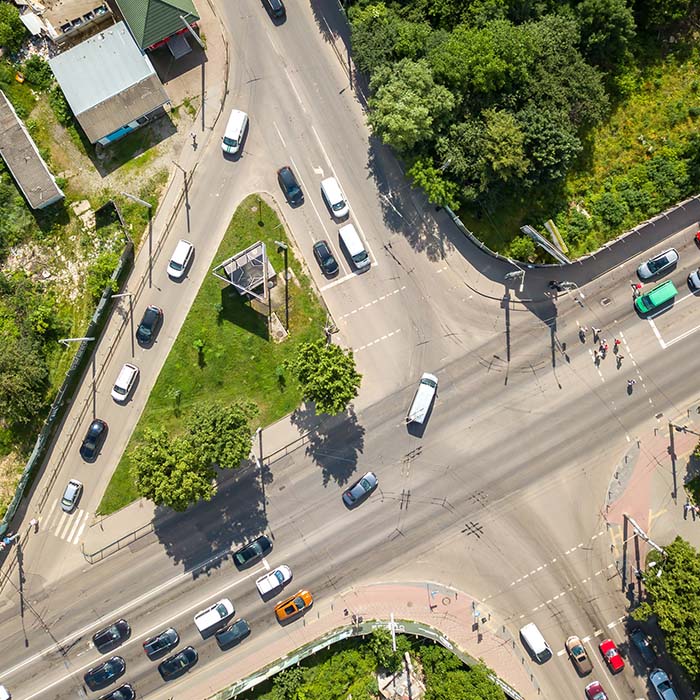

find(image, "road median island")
[98,194,326,515]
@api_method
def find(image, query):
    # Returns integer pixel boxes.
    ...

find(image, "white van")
[339,224,370,271]
[222,109,248,155]
[520,623,552,663]
[407,372,438,424]
[321,177,349,219]
[194,598,234,634]
[111,363,139,403]
[167,239,194,279]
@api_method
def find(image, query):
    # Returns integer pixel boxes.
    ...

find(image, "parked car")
[93,619,130,653]
[565,635,592,675]
[274,590,313,622]
[637,248,679,280]
[277,166,302,205]
[61,479,83,513]
[143,627,179,660]
[688,268,700,291]
[84,656,126,691]
[79,419,108,461]
[158,646,198,681]
[649,668,680,700]
[256,565,292,596]
[215,619,251,649]
[98,684,135,700]
[599,638,624,673]
[233,535,272,569]
[629,628,656,665]
[342,471,378,508]
[136,305,163,345]
[312,240,339,277]
[585,681,608,700]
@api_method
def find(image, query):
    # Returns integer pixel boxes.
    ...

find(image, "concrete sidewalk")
[142,581,539,700]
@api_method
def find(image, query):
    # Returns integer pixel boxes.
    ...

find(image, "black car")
[158,646,198,681]
[93,619,130,654]
[233,535,272,569]
[313,240,339,277]
[215,619,251,649]
[136,305,163,345]
[80,419,108,461]
[277,166,302,205]
[629,628,656,665]
[84,656,126,691]
[263,0,285,19]
[143,627,179,659]
[98,684,135,700]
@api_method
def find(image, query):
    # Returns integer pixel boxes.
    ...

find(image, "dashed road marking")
[354,329,401,352]
[339,287,406,319]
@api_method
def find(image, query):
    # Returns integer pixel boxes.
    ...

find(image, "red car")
[585,681,608,700]
[599,638,624,673]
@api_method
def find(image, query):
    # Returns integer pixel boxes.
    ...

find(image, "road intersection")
[1,1,700,699]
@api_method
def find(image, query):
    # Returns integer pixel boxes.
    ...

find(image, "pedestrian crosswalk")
[41,498,90,546]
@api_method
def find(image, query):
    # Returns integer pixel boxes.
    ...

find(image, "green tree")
[505,235,536,261]
[435,120,488,201]
[0,3,27,54]
[576,0,636,69]
[634,0,693,28]
[633,537,700,680]
[186,401,258,468]
[407,158,460,208]
[22,55,54,90]
[348,3,400,73]
[130,429,215,511]
[482,109,529,183]
[271,666,305,700]
[0,333,48,425]
[369,628,403,672]
[368,58,455,154]
[285,340,362,415]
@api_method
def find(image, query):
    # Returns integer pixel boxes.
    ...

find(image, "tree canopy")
[285,340,362,415]
[0,3,27,54]
[634,537,700,680]
[130,400,257,511]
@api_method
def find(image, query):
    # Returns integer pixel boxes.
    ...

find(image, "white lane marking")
[339,287,406,319]
[73,516,88,545]
[19,569,265,700]
[0,550,268,683]
[65,510,86,544]
[55,512,71,540]
[320,271,357,291]
[44,499,57,525]
[311,125,334,172]
[354,329,401,352]
[272,120,287,149]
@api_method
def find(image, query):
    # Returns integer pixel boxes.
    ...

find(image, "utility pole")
[274,240,289,331]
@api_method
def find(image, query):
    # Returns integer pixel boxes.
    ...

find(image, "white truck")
[255,565,292,596]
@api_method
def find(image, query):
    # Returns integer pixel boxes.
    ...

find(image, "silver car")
[342,471,378,507]
[61,479,83,512]
[637,249,679,280]
[649,668,679,700]
[689,268,700,291]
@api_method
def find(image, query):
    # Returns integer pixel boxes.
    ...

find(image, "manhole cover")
[601,297,612,306]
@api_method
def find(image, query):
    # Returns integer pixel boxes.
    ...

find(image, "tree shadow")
[290,403,365,487]
[151,462,268,577]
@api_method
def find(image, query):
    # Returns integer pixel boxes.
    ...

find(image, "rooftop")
[111,0,199,50]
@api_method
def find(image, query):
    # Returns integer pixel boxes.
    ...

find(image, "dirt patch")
[0,453,23,513]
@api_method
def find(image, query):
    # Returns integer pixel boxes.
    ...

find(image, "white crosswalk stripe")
[43,503,90,545]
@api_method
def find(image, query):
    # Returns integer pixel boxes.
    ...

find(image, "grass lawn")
[98,195,327,515]
[462,41,700,258]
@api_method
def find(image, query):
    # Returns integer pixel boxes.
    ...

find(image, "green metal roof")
[113,0,200,50]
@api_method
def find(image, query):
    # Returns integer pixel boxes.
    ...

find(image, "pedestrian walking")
[695,505,700,520]
[29,518,38,533]
[617,355,624,369]
[190,131,197,149]
[627,378,636,388]
[592,327,601,341]
[614,338,621,352]
[685,501,691,519]
[579,326,588,342]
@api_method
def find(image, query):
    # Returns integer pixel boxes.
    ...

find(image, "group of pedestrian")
[684,500,700,521]
[582,325,636,388]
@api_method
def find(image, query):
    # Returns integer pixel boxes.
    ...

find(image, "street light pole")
[121,192,152,287]
[274,240,289,331]
[112,292,134,356]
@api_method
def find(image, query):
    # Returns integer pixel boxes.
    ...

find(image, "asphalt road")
[2,0,700,699]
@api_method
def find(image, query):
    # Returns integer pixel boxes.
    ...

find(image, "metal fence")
[0,214,134,536]
[210,618,523,700]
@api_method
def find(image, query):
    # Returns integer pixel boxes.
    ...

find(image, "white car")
[0,684,10,700]
[61,479,83,513]
[255,565,292,596]
[111,363,139,403]
[194,598,234,634]
[649,668,679,700]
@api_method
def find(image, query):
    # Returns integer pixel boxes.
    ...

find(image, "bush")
[86,250,120,303]
[49,85,73,126]
[23,56,53,91]
[505,235,535,262]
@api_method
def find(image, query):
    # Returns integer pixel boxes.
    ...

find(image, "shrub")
[22,56,53,90]
[506,235,536,262]
[49,85,73,126]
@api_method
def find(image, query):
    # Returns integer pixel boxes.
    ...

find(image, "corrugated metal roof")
[49,22,157,115]
[112,0,199,49]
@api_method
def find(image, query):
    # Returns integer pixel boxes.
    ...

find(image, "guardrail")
[209,618,524,700]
